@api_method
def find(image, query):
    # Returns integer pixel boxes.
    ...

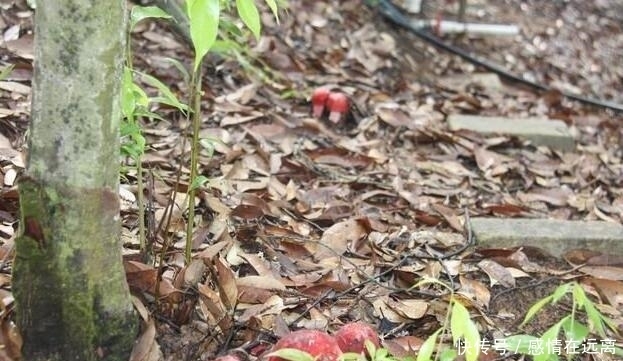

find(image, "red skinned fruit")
[268,329,343,361]
[334,322,380,356]
[311,87,331,118]
[326,92,349,124]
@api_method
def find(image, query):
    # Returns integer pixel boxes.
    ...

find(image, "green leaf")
[136,71,188,112]
[190,175,209,191]
[162,57,190,83]
[503,335,540,355]
[133,109,166,122]
[129,82,150,109]
[130,5,173,30]
[187,0,220,72]
[0,64,14,81]
[340,352,366,361]
[550,282,571,303]
[211,39,242,54]
[220,18,244,38]
[236,0,261,40]
[264,0,280,23]
[266,348,315,361]
[416,328,441,361]
[561,317,588,342]
[520,295,553,327]
[536,319,564,361]
[199,137,222,157]
[438,348,457,361]
[583,299,608,337]
[121,67,136,119]
[450,301,480,361]
[149,96,190,112]
[120,119,140,137]
[450,300,469,340]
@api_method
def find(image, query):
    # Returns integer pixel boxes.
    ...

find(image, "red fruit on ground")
[326,92,349,124]
[311,87,331,118]
[268,329,343,361]
[334,322,380,356]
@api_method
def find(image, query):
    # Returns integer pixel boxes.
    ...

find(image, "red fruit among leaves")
[268,329,343,361]
[334,322,380,356]
[326,92,349,124]
[311,87,331,118]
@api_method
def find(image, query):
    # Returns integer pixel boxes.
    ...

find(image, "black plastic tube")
[373,0,623,113]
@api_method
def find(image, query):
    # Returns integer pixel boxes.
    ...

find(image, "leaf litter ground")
[0,1,622,360]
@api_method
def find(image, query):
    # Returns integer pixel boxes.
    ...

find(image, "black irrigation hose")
[372,0,623,113]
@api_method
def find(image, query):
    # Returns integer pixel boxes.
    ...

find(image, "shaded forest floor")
[0,0,623,360]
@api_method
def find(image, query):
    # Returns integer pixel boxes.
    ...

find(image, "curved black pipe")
[372,0,623,113]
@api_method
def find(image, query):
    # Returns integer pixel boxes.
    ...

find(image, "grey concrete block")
[447,114,575,151]
[470,218,623,257]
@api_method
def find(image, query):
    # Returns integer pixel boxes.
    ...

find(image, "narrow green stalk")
[124,21,147,256]
[185,62,203,264]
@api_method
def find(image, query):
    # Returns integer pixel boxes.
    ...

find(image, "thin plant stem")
[137,160,146,255]
[124,29,147,257]
[185,61,203,264]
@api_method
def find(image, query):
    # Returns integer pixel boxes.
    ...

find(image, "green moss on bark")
[14,179,137,361]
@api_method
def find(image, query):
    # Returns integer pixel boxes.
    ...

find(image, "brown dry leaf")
[0,319,22,361]
[372,298,408,323]
[220,112,265,126]
[0,81,30,95]
[230,204,265,220]
[195,240,230,262]
[383,336,424,358]
[5,34,34,59]
[181,259,206,288]
[238,295,285,322]
[231,177,269,193]
[386,298,428,320]
[314,218,370,260]
[129,318,160,361]
[223,83,259,104]
[482,203,527,217]
[517,187,571,207]
[237,275,286,290]
[458,276,491,309]
[306,147,374,169]
[124,261,158,293]
[589,278,623,308]
[431,204,462,232]
[132,296,150,322]
[585,253,623,267]
[416,160,478,179]
[215,257,238,310]
[473,147,502,174]
[198,282,233,333]
[477,259,516,288]
[237,285,275,304]
[376,105,412,128]
[579,266,623,281]
[506,249,546,273]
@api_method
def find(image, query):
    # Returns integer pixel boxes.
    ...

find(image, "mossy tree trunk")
[13,1,138,360]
